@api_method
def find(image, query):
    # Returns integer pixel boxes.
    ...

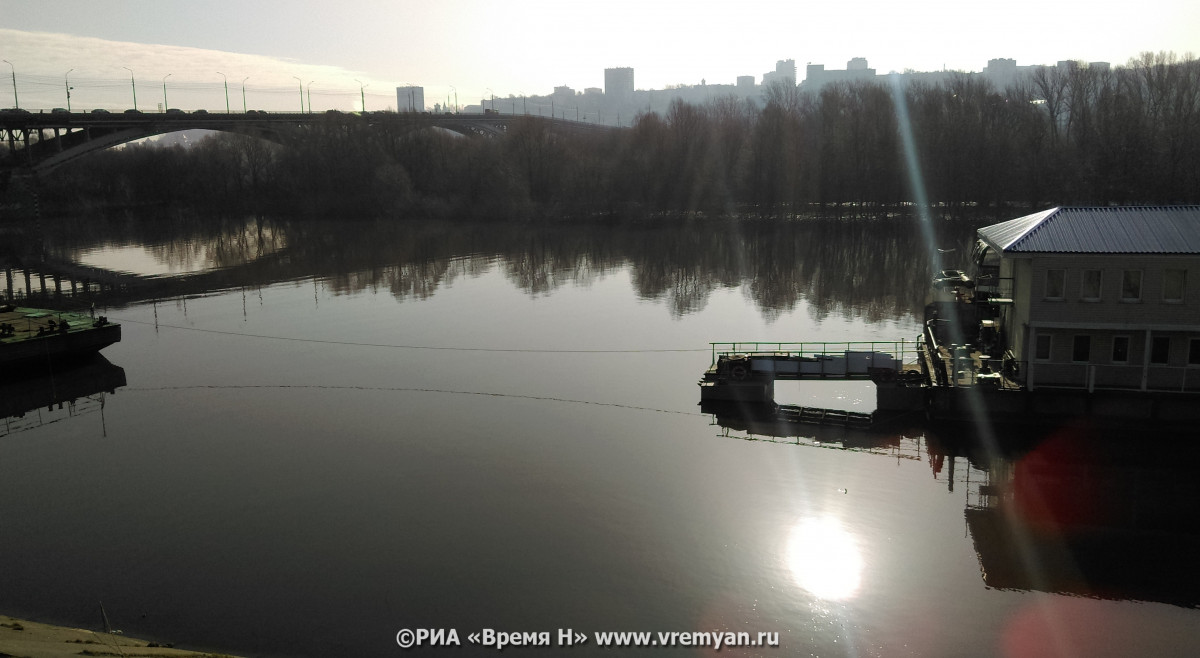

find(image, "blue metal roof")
[977,206,1200,254]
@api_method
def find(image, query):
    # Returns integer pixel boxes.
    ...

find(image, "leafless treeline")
[39,52,1200,220]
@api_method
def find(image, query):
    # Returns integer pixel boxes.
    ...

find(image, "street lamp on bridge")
[162,73,172,111]
[64,69,74,111]
[217,71,230,113]
[354,78,367,112]
[242,77,249,113]
[307,81,314,113]
[292,76,304,113]
[122,66,138,110]
[3,60,18,109]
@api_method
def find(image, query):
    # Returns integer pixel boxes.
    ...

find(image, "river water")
[2,216,1199,657]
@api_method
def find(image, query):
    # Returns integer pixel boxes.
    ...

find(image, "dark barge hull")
[0,307,121,374]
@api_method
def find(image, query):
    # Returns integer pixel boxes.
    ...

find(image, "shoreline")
[0,615,243,658]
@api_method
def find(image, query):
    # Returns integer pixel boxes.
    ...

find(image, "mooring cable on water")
[107,316,709,354]
[124,384,703,417]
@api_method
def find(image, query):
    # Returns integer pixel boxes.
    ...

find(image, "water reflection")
[0,355,127,437]
[76,219,285,277]
[711,403,1200,609]
[6,215,977,322]
[786,517,863,601]
[949,428,1200,608]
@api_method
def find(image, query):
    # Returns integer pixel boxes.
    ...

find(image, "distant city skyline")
[2,0,1197,111]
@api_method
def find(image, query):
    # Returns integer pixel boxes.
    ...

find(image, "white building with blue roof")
[974,206,1200,391]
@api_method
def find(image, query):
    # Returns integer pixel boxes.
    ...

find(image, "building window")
[1190,339,1200,366]
[1112,336,1130,363]
[1151,336,1171,364]
[1164,269,1187,303]
[1072,335,1091,362]
[1044,269,1065,300]
[1035,334,1052,361]
[1122,270,1142,301]
[1080,269,1102,301]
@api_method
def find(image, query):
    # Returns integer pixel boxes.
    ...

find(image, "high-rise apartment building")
[604,67,634,104]
[396,86,425,112]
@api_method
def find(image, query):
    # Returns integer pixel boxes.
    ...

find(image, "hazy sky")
[3,0,1198,111]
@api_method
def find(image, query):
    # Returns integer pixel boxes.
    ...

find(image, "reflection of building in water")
[1,356,126,437]
[957,431,1200,607]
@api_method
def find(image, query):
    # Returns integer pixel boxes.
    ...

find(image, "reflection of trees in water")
[40,212,287,274]
[622,220,970,321]
[383,256,493,302]
[145,219,286,273]
[504,239,604,297]
[35,215,976,321]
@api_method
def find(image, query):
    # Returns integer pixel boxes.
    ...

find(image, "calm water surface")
[2,217,1199,657]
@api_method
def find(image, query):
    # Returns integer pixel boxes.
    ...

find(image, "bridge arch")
[1,111,617,175]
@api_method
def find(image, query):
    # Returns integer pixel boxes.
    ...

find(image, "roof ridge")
[980,205,1200,254]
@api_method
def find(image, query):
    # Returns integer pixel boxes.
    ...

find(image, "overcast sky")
[3,0,1198,111]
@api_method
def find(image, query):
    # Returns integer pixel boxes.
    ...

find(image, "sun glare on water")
[786,517,864,601]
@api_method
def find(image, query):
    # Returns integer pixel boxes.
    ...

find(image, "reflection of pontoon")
[0,306,121,371]
[702,398,916,450]
[1,354,127,437]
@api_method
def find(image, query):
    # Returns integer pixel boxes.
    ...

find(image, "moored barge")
[0,305,121,373]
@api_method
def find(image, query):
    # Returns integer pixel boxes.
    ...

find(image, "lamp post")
[354,78,367,112]
[292,76,304,112]
[217,71,229,113]
[123,66,137,110]
[64,68,74,111]
[241,77,249,113]
[3,60,17,109]
[162,73,171,111]
[306,81,314,113]
[449,85,457,113]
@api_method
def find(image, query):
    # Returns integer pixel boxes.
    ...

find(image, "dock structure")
[702,208,1200,432]
[699,340,927,429]
[704,340,917,380]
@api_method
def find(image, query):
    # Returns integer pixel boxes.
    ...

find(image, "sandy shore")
[0,615,242,658]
